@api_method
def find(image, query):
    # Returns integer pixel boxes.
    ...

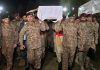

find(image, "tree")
[60,0,90,16]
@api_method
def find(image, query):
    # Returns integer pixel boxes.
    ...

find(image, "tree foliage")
[60,0,90,8]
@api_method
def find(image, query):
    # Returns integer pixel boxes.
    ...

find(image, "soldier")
[53,15,78,70]
[19,15,27,33]
[19,15,28,67]
[33,10,49,59]
[86,14,98,70]
[77,13,88,70]
[92,16,99,46]
[46,20,54,52]
[77,14,99,70]
[53,18,65,64]
[0,20,2,63]
[40,21,49,69]
[40,21,49,59]
[0,15,17,70]
[12,13,22,33]
[19,13,48,70]
[12,13,23,61]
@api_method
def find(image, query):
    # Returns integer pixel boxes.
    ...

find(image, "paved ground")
[0,45,100,70]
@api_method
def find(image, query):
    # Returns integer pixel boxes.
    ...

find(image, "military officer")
[19,13,48,70]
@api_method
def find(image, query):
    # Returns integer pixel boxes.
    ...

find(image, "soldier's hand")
[14,44,17,48]
[79,47,85,52]
[20,44,25,50]
[95,41,98,45]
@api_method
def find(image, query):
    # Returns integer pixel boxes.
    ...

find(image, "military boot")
[58,62,62,70]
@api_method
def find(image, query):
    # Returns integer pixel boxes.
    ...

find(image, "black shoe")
[25,65,29,70]
[58,62,62,70]
[68,66,72,70]
[34,69,41,70]
[25,67,29,70]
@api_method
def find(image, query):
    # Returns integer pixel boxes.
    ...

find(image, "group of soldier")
[53,13,99,70]
[0,11,49,70]
[0,10,99,70]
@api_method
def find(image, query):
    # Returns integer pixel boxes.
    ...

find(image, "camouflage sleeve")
[40,21,49,31]
[19,21,24,33]
[11,23,19,45]
[76,23,79,48]
[14,29,19,44]
[17,21,22,33]
[0,24,2,48]
[94,23,99,44]
[19,25,27,45]
[77,24,83,49]
[44,22,49,30]
[53,21,62,32]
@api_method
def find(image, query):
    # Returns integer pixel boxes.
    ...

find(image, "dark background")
[0,0,60,15]
[0,0,91,17]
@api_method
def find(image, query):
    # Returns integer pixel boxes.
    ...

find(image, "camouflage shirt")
[54,20,78,48]
[1,22,17,48]
[19,20,48,49]
[78,21,99,49]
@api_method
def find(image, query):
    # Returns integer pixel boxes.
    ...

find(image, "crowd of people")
[53,13,99,70]
[0,9,99,70]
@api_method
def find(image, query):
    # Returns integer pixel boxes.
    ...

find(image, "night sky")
[0,0,60,15]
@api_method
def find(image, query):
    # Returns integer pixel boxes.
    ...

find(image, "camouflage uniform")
[0,23,2,62]
[41,31,46,58]
[54,20,78,70]
[93,22,99,46]
[12,20,22,60]
[19,19,48,69]
[12,19,22,42]
[1,22,18,70]
[41,21,49,58]
[77,21,99,70]
[77,21,90,70]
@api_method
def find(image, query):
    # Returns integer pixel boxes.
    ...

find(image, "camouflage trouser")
[77,40,96,70]
[41,35,46,59]
[2,47,14,70]
[76,51,95,70]
[27,48,42,69]
[62,47,76,70]
[0,48,2,62]
[76,52,86,70]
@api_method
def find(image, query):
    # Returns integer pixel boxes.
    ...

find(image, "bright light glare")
[6,11,9,13]
[0,6,3,11]
[67,12,70,15]
[0,11,2,13]
[79,7,84,11]
[63,7,67,12]
[72,7,74,10]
